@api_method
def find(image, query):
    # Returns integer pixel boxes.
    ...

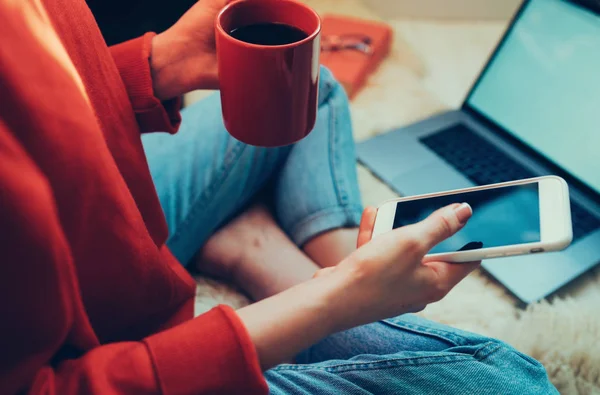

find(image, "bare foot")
[197,204,319,300]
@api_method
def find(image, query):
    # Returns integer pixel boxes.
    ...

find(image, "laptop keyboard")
[420,123,600,241]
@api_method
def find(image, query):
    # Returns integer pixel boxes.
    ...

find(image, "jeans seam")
[381,318,482,346]
[274,343,502,374]
[274,355,474,373]
[169,141,247,245]
[473,342,503,362]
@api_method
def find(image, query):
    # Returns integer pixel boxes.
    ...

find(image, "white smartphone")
[372,176,573,262]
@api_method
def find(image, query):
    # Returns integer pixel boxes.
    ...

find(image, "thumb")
[411,203,473,253]
[357,207,378,248]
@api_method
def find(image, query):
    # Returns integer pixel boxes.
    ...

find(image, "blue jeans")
[142,67,557,394]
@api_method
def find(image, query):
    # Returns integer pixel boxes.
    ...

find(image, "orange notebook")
[320,15,393,99]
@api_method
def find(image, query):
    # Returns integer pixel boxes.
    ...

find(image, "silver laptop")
[357,0,600,303]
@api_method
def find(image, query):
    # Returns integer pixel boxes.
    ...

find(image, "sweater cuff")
[144,305,268,395]
[110,32,181,134]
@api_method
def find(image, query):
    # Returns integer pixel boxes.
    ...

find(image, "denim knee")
[270,339,556,394]
[465,340,557,394]
[380,315,557,392]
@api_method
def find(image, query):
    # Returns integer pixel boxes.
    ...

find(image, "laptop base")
[357,110,600,303]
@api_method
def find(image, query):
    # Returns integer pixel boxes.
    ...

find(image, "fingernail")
[455,203,472,225]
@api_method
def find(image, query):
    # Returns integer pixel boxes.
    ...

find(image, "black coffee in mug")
[229,23,308,46]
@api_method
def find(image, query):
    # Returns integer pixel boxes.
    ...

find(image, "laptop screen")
[466,0,600,195]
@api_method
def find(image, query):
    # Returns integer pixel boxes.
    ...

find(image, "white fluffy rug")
[189,1,600,393]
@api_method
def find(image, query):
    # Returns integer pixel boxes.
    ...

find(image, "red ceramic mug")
[215,0,322,147]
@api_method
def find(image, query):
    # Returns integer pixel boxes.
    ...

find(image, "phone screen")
[393,183,541,254]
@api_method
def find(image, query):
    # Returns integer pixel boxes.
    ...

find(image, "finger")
[423,260,480,292]
[410,203,473,254]
[407,304,427,314]
[357,207,378,248]
[313,267,336,278]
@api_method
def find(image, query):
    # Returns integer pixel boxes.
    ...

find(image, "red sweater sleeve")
[0,125,267,395]
[53,307,268,395]
[110,33,182,134]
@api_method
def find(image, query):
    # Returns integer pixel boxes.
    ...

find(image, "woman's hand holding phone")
[316,203,480,330]
[237,204,479,370]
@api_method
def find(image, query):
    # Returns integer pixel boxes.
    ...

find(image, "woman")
[0,0,555,393]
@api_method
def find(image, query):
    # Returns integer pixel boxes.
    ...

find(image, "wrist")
[150,31,219,100]
[316,264,376,333]
[236,274,347,370]
[150,31,186,101]
[303,273,350,334]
